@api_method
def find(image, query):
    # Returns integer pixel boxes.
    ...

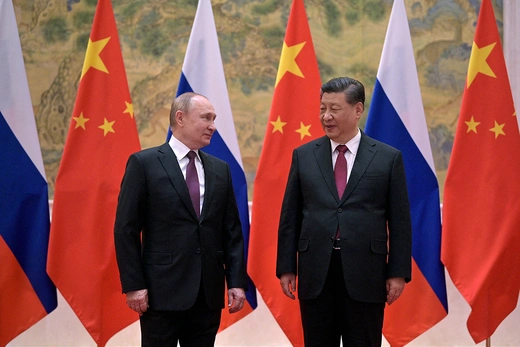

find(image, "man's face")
[178,96,217,150]
[320,92,362,144]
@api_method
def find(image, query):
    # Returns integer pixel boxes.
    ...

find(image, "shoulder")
[360,131,400,155]
[199,150,229,169]
[131,143,170,158]
[294,136,329,153]
[126,143,171,166]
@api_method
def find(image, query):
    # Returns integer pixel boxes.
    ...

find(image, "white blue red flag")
[364,0,448,345]
[0,0,57,344]
[168,0,257,330]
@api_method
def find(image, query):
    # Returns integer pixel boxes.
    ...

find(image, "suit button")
[196,248,201,254]
[338,208,343,213]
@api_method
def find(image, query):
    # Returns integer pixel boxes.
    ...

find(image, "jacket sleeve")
[276,149,303,278]
[386,150,412,282]
[222,163,248,290]
[114,153,148,293]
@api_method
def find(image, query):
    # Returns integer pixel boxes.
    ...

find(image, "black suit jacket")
[276,132,412,303]
[114,143,247,311]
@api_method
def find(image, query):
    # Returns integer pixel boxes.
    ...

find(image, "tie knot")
[187,151,197,160]
[336,145,348,154]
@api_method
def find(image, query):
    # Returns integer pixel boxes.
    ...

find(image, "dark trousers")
[139,286,221,347]
[299,250,385,347]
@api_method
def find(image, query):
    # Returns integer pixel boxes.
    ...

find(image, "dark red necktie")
[334,145,348,198]
[186,151,200,218]
[334,145,348,243]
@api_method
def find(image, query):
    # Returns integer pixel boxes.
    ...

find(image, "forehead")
[321,92,347,105]
[190,96,216,114]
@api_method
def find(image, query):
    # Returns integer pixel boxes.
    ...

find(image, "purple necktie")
[186,151,200,218]
[334,145,348,198]
[334,145,348,243]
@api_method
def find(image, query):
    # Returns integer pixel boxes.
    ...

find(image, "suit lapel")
[341,132,377,203]
[199,151,215,221]
[313,136,340,202]
[157,143,199,219]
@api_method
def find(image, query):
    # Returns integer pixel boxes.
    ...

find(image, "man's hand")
[126,289,149,316]
[228,288,246,313]
[280,273,296,300]
[386,277,405,305]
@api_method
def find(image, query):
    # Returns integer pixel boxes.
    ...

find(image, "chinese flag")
[441,0,520,343]
[47,0,140,345]
[248,0,322,346]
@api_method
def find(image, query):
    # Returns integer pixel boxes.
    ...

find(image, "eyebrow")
[201,112,216,119]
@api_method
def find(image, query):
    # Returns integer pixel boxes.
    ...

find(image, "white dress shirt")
[168,135,205,214]
[329,128,361,183]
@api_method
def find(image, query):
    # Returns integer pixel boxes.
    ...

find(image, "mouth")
[323,124,336,131]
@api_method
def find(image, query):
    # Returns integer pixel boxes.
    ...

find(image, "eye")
[202,114,214,121]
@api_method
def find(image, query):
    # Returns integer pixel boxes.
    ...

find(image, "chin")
[325,130,337,138]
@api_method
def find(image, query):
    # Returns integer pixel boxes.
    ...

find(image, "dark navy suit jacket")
[276,132,412,303]
[115,142,247,310]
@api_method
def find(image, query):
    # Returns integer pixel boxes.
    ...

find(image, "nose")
[321,112,333,121]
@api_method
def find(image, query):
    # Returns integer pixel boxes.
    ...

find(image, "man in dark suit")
[114,92,247,346]
[276,77,412,346]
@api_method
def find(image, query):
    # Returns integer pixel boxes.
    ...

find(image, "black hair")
[320,77,365,107]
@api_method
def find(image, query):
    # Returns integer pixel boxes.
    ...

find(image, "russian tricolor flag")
[0,0,57,344]
[168,0,257,329]
[364,0,448,345]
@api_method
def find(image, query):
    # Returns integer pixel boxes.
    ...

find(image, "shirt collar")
[330,128,361,155]
[168,134,199,161]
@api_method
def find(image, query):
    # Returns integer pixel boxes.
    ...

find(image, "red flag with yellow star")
[248,0,321,345]
[441,0,520,343]
[47,0,140,345]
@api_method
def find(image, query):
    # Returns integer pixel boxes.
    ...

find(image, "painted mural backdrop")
[14,0,503,198]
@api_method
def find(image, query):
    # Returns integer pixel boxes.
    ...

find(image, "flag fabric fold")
[248,0,322,345]
[47,0,141,345]
[364,0,448,345]
[169,0,257,331]
[441,0,520,343]
[0,0,57,344]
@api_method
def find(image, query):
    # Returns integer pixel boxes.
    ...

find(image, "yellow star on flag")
[81,37,111,80]
[99,118,115,136]
[295,122,311,140]
[73,112,90,130]
[465,116,480,134]
[270,116,287,133]
[124,101,134,118]
[275,41,306,87]
[467,42,496,87]
[489,121,505,139]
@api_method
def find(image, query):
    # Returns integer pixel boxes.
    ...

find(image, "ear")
[355,102,364,118]
[175,110,184,127]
